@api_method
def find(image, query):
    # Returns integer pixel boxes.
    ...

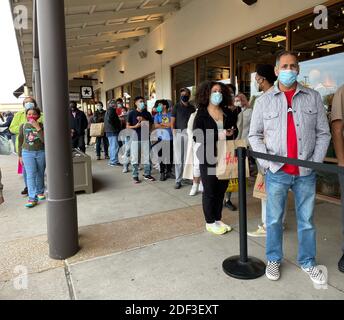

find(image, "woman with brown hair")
[193,81,238,235]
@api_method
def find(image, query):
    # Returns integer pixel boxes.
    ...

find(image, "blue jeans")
[106,133,119,165]
[22,150,46,201]
[131,140,151,178]
[266,170,317,268]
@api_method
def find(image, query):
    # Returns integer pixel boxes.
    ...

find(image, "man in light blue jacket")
[249,51,331,285]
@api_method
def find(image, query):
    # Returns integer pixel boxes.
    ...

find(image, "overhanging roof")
[10,0,188,87]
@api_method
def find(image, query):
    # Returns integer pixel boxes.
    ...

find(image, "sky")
[0,0,25,104]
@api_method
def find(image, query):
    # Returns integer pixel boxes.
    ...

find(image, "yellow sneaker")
[206,223,228,235]
[216,221,232,232]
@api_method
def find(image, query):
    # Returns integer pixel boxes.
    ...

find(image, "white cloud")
[0,1,25,104]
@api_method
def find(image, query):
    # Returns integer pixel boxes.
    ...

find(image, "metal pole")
[237,147,248,263]
[222,147,265,280]
[36,0,79,260]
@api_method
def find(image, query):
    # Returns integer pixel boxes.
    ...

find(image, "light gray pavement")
[0,149,343,300]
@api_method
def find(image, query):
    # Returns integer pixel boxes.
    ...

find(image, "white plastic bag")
[0,135,13,155]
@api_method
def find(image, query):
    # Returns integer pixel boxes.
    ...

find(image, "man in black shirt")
[127,96,156,184]
[171,88,196,189]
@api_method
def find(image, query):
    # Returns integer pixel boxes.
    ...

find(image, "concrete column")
[33,58,42,110]
[36,0,79,259]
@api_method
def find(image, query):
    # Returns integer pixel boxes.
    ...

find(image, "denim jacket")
[248,83,331,176]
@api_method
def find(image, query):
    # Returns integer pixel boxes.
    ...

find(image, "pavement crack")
[64,261,76,300]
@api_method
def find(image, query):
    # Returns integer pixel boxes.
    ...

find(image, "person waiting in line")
[153,99,173,181]
[171,88,196,189]
[70,102,88,153]
[183,106,203,196]
[127,96,156,184]
[10,97,44,196]
[223,86,240,211]
[18,106,46,208]
[86,109,94,146]
[104,100,122,167]
[93,102,109,161]
[331,83,344,273]
[193,81,238,235]
[247,64,288,238]
[235,93,252,142]
[0,112,14,141]
[249,51,330,285]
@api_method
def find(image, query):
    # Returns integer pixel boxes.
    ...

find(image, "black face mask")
[181,96,190,103]
[71,107,77,112]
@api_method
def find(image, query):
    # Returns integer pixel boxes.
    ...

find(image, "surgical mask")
[254,81,261,92]
[181,95,190,103]
[210,92,223,106]
[138,102,145,110]
[117,103,123,108]
[234,101,242,107]
[24,102,35,110]
[278,70,298,88]
[157,105,163,113]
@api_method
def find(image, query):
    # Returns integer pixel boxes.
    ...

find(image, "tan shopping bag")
[90,123,104,137]
[253,173,267,200]
[216,139,250,180]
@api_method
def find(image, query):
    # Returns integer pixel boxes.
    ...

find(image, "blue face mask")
[278,70,298,88]
[210,92,223,106]
[157,105,163,113]
[138,102,145,110]
[24,102,35,110]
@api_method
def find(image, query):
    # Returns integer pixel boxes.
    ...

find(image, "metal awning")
[13,83,25,98]
[10,0,188,88]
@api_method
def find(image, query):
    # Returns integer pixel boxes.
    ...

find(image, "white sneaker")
[266,261,281,281]
[247,225,267,237]
[189,184,199,196]
[198,182,204,193]
[216,221,232,232]
[301,265,327,285]
[206,223,227,235]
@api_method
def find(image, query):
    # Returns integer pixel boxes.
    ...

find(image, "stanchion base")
[223,256,266,280]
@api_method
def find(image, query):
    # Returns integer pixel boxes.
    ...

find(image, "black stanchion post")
[222,147,266,280]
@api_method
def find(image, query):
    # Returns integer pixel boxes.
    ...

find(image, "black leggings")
[158,140,173,174]
[200,164,229,224]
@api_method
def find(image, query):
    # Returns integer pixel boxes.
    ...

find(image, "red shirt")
[282,89,300,176]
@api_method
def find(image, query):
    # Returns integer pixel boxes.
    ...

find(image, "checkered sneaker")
[301,266,327,285]
[265,261,281,281]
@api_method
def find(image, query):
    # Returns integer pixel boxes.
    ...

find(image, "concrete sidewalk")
[0,150,343,300]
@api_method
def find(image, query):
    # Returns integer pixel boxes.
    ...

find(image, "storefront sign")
[80,86,94,99]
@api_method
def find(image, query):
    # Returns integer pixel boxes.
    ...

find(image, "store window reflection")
[198,46,230,84]
[172,60,196,104]
[144,74,156,112]
[123,83,132,109]
[114,86,122,100]
[234,25,286,98]
[291,2,344,199]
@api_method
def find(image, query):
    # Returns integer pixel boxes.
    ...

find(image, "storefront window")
[123,83,132,109]
[106,89,114,102]
[234,25,287,98]
[114,86,122,100]
[144,74,156,112]
[132,79,143,100]
[198,46,230,84]
[291,2,344,199]
[172,60,196,104]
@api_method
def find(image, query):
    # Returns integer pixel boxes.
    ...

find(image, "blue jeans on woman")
[22,150,46,201]
[266,169,317,268]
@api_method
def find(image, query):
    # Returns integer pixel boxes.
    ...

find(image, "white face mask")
[234,101,242,107]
